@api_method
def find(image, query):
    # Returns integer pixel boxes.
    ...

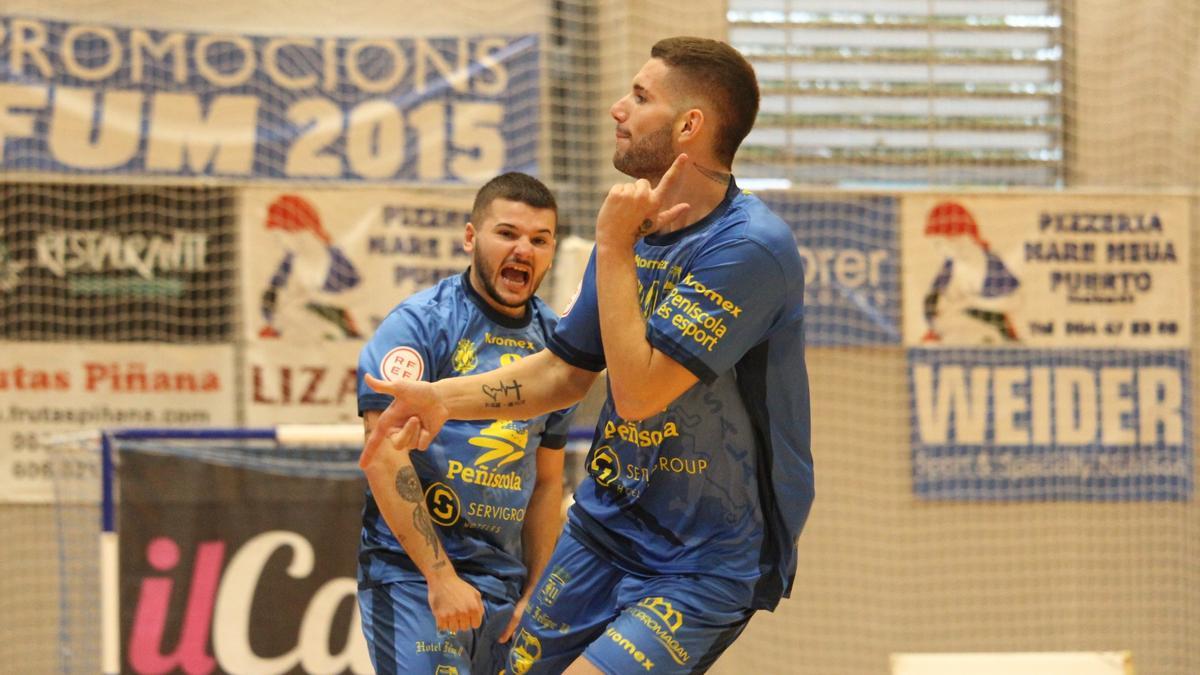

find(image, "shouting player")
[366,37,813,674]
[356,173,575,674]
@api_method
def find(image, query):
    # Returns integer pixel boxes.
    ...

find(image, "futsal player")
[356,173,575,674]
[366,37,813,674]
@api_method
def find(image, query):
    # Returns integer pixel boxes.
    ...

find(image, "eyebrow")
[495,221,554,236]
[633,83,648,97]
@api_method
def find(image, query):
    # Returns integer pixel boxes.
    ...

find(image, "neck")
[652,161,731,234]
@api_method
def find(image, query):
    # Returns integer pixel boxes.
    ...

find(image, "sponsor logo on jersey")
[452,339,478,374]
[538,566,570,607]
[468,419,528,467]
[423,482,461,526]
[603,419,679,447]
[630,597,690,665]
[434,666,459,675]
[508,629,542,674]
[589,446,620,486]
[484,332,535,351]
[604,627,655,670]
[381,346,424,382]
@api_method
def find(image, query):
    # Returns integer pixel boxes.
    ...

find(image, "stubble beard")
[472,251,539,311]
[613,124,676,179]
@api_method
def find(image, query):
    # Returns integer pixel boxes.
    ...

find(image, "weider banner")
[902,193,1190,347]
[118,449,367,674]
[909,348,1191,501]
[240,187,473,424]
[0,15,539,182]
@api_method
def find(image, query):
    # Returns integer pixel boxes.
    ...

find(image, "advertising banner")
[240,187,473,424]
[760,193,899,345]
[908,348,1191,501]
[0,15,539,182]
[0,343,235,503]
[0,182,235,342]
[119,449,367,674]
[902,194,1190,347]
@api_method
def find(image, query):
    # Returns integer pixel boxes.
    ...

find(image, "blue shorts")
[505,532,755,675]
[359,579,515,675]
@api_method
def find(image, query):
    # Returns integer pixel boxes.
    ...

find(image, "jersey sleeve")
[546,246,606,371]
[357,306,441,415]
[538,404,578,450]
[646,238,785,384]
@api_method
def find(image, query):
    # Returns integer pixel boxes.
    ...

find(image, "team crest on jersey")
[452,339,478,373]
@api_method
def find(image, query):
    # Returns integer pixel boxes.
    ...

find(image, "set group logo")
[424,482,462,527]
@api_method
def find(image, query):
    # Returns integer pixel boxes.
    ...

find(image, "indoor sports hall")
[1,1,1196,673]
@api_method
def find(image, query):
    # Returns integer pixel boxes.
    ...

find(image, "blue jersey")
[358,272,574,602]
[548,180,813,610]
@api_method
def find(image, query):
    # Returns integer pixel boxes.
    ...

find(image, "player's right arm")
[365,347,597,452]
[359,411,483,632]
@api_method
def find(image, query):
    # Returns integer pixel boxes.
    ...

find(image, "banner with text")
[0,16,539,182]
[908,349,1191,501]
[0,182,235,342]
[241,187,472,424]
[760,192,899,345]
[0,343,235,503]
[119,448,367,674]
[902,194,1190,347]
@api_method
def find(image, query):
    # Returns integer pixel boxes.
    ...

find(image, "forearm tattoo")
[394,466,422,501]
[413,509,442,561]
[481,379,525,409]
[393,466,443,561]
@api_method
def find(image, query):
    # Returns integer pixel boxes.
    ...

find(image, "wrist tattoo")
[482,379,525,408]
[394,466,422,502]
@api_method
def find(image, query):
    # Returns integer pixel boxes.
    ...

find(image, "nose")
[512,236,534,260]
[610,98,626,123]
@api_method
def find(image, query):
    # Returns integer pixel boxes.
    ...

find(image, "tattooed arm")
[360,412,483,632]
[364,348,598,452]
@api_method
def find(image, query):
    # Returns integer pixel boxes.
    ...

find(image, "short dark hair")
[651,37,759,166]
[470,172,558,226]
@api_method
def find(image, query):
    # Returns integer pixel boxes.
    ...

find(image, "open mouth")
[500,265,530,289]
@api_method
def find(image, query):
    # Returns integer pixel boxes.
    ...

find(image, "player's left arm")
[594,155,697,421]
[500,445,565,643]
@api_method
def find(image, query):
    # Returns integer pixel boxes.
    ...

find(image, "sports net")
[2,0,1199,674]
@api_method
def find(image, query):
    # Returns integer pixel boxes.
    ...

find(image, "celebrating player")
[356,173,575,674]
[366,37,813,674]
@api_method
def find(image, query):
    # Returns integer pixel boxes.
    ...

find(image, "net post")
[100,432,119,675]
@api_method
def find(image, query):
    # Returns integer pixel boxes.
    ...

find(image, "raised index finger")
[653,153,689,197]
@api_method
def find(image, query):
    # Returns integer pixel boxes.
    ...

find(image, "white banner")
[0,343,235,503]
[902,194,1191,348]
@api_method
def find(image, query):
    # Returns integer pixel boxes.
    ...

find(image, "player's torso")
[573,216,769,580]
[411,308,553,553]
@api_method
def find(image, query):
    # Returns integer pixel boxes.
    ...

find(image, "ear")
[463,222,477,253]
[677,108,704,141]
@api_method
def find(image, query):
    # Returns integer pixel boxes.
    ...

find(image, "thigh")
[580,574,755,675]
[358,581,472,675]
[505,533,625,675]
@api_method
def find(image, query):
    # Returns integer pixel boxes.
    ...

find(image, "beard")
[613,123,675,179]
